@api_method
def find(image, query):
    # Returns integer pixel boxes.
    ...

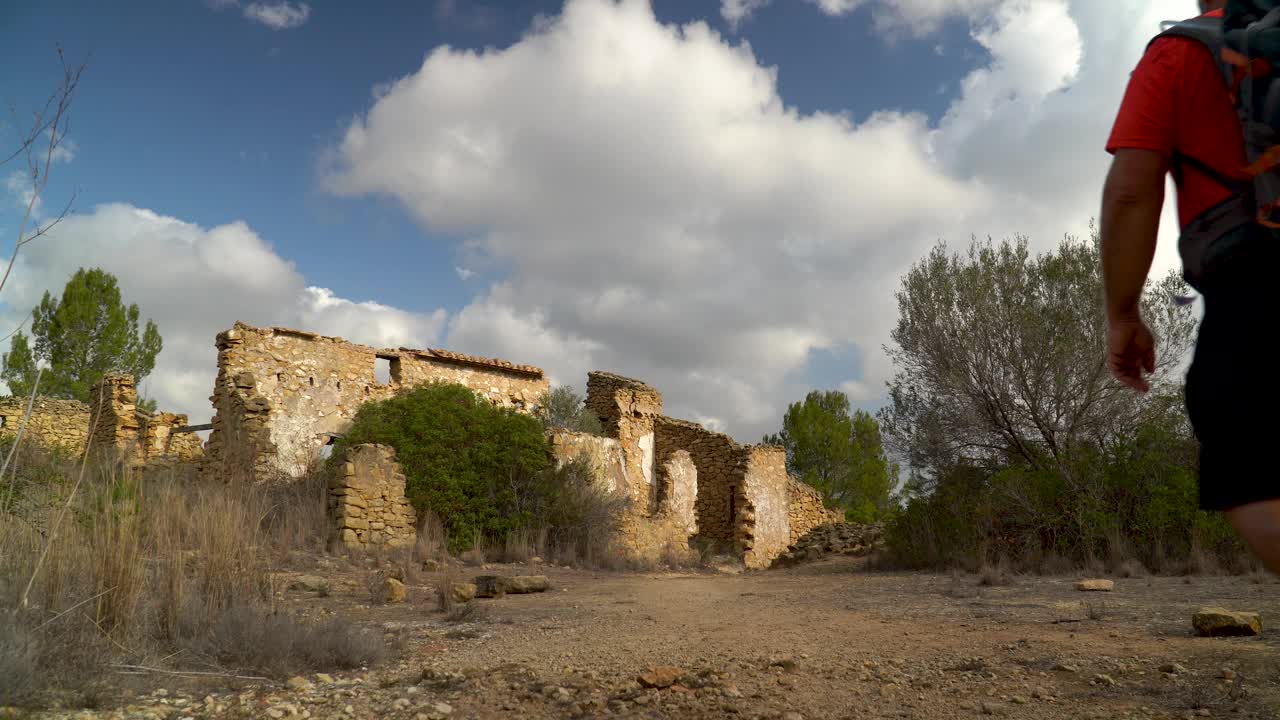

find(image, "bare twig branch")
[31,584,117,632]
[0,46,87,301]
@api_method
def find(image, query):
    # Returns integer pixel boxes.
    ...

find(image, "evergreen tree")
[2,267,162,403]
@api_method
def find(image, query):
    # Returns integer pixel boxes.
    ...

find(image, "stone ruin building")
[546,372,841,568]
[0,373,203,466]
[201,322,550,481]
[3,320,841,568]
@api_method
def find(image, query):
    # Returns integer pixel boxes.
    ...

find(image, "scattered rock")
[315,673,335,684]
[782,712,805,720]
[638,667,683,689]
[451,582,477,603]
[289,575,328,593]
[422,559,441,572]
[1092,674,1117,687]
[1076,579,1115,592]
[1219,668,1236,681]
[980,700,1006,715]
[506,575,550,594]
[770,523,885,568]
[285,676,313,691]
[1158,663,1187,675]
[383,577,407,603]
[430,701,453,716]
[721,684,743,698]
[1193,608,1261,637]
[474,574,550,597]
[1051,662,1078,673]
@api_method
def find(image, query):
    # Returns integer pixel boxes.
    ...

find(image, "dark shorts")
[1184,244,1278,511]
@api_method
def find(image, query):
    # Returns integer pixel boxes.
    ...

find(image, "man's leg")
[1227,501,1280,574]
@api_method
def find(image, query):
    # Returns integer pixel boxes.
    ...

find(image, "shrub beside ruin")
[331,381,614,556]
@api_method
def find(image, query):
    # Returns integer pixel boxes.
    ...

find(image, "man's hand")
[1107,316,1156,392]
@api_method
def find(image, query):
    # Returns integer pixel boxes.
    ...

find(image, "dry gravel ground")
[13,556,1280,720]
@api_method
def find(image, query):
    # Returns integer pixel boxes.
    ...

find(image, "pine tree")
[2,267,162,403]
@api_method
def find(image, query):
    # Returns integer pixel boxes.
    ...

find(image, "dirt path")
[19,558,1280,719]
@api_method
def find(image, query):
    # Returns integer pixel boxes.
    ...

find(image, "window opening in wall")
[309,376,314,387]
[337,380,342,390]
[0,416,6,428]
[277,373,284,383]
[374,357,391,385]
[728,492,736,528]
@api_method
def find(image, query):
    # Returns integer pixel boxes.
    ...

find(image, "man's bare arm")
[1100,148,1168,321]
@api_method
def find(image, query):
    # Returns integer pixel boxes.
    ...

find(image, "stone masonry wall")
[205,322,549,481]
[548,430,696,564]
[653,416,745,547]
[88,374,143,465]
[740,445,791,569]
[787,476,844,543]
[141,412,205,465]
[585,372,662,513]
[0,375,202,466]
[328,444,417,551]
[0,397,90,455]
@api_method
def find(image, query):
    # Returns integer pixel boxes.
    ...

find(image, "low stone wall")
[327,444,417,551]
[0,397,91,455]
[0,375,203,466]
[787,476,844,543]
[141,412,205,464]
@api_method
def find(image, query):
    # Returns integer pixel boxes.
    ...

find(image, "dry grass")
[977,556,1014,587]
[0,448,385,706]
[1081,599,1108,621]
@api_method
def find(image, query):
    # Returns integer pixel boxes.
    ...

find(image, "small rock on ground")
[1193,607,1261,637]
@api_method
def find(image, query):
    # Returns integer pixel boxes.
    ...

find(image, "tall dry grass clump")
[0,444,383,707]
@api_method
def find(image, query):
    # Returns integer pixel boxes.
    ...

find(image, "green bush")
[331,382,552,550]
[883,420,1248,573]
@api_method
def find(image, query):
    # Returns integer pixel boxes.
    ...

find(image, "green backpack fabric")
[1152,2,1280,291]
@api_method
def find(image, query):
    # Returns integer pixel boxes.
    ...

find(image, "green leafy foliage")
[330,382,552,550]
[879,227,1239,571]
[2,267,162,402]
[535,385,604,435]
[764,390,897,521]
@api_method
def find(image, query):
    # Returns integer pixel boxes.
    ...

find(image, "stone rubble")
[770,522,885,568]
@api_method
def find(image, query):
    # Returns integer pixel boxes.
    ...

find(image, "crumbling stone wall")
[653,416,745,548]
[787,476,844,543]
[585,372,661,512]
[328,443,417,551]
[141,412,205,465]
[0,397,90,455]
[205,322,549,481]
[740,445,791,569]
[0,375,203,466]
[548,429,697,564]
[88,374,144,465]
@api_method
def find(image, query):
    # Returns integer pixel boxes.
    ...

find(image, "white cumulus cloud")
[0,203,446,423]
[320,0,1195,442]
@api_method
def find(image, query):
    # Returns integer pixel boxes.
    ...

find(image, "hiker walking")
[1101,0,1280,572]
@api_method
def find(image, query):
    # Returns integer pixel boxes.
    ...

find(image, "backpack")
[1152,2,1280,291]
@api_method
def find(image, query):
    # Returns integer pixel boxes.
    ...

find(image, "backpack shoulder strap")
[1146,17,1250,194]
[1151,16,1232,94]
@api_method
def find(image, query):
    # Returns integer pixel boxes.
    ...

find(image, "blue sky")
[0,0,1188,439]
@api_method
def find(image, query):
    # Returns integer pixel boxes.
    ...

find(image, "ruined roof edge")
[226,322,544,378]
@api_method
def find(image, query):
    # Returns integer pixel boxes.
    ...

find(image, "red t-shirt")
[1105,9,1248,228]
